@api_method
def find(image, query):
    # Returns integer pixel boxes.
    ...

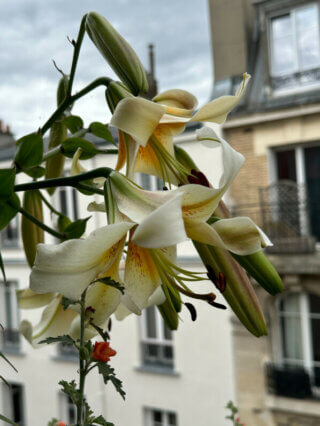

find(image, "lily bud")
[194,241,267,337]
[45,121,67,194]
[232,251,283,296]
[21,190,44,267]
[57,75,69,106]
[105,81,133,113]
[86,11,148,95]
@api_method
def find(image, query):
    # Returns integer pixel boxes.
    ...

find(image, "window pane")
[271,15,295,75]
[147,343,159,358]
[72,188,79,220]
[309,294,320,314]
[168,412,177,425]
[163,322,172,341]
[276,150,297,181]
[153,410,162,423]
[311,318,320,362]
[296,5,320,69]
[281,316,303,361]
[59,188,68,216]
[280,293,300,313]
[140,173,152,190]
[146,307,157,338]
[304,146,320,241]
[163,345,173,360]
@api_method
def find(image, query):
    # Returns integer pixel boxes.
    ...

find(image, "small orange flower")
[92,341,117,362]
[57,422,66,426]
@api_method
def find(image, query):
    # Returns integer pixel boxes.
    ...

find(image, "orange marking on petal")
[116,130,126,171]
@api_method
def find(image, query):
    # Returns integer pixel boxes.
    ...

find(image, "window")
[269,3,320,89]
[2,383,25,425]
[141,306,174,369]
[0,281,20,349]
[59,393,77,424]
[58,341,78,359]
[272,144,320,241]
[145,408,177,426]
[58,186,79,221]
[279,293,320,387]
[136,173,163,191]
[1,217,19,248]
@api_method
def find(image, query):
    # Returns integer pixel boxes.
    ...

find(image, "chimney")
[148,43,155,79]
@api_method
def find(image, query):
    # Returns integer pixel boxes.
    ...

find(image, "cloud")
[1,0,212,137]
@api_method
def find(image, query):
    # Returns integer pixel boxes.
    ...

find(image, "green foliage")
[64,216,91,239]
[89,122,114,143]
[61,296,78,311]
[39,335,76,347]
[62,137,98,159]
[62,115,84,134]
[14,132,43,169]
[0,414,17,425]
[225,401,245,426]
[0,168,15,202]
[0,193,20,231]
[0,251,7,285]
[23,166,46,179]
[0,351,18,372]
[91,277,125,294]
[97,362,126,400]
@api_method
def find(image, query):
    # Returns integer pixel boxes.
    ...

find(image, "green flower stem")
[18,206,65,240]
[42,146,62,162]
[75,183,104,195]
[67,14,87,99]
[38,191,62,217]
[41,77,113,135]
[96,149,119,155]
[14,167,113,192]
[77,289,87,425]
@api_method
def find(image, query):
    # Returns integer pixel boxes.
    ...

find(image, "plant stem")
[18,206,65,239]
[38,191,62,216]
[77,289,87,425]
[41,77,113,136]
[67,14,87,99]
[14,167,113,192]
[75,183,104,195]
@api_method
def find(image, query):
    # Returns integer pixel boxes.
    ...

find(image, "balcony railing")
[231,181,319,254]
[265,363,320,400]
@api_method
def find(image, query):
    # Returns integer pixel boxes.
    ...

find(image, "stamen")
[185,302,197,321]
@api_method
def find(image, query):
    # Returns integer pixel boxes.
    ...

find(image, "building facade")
[209,0,320,425]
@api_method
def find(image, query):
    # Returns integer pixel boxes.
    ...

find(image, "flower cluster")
[15,11,283,351]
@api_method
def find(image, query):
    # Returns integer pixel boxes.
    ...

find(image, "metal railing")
[265,363,320,400]
[231,181,319,254]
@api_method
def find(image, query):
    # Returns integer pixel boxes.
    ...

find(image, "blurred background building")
[210,0,320,425]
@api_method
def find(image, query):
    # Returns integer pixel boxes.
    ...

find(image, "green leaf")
[0,168,15,202]
[61,296,78,310]
[39,335,75,346]
[97,362,126,400]
[62,137,98,159]
[59,379,80,405]
[92,415,114,426]
[0,375,10,387]
[0,252,7,285]
[91,277,124,294]
[14,133,43,169]
[62,115,83,134]
[64,216,91,239]
[90,122,114,143]
[0,414,17,425]
[0,352,17,372]
[0,194,20,231]
[24,166,46,179]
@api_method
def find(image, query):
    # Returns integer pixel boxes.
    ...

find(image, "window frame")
[0,280,20,350]
[55,179,79,222]
[277,292,320,386]
[140,306,174,369]
[268,2,320,77]
[0,216,19,248]
[144,407,178,426]
[1,382,26,425]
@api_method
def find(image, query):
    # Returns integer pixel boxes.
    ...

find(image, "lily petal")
[20,296,77,346]
[110,97,166,147]
[153,89,198,117]
[186,217,272,255]
[191,73,250,123]
[124,241,161,310]
[17,288,55,309]
[71,148,105,187]
[132,193,187,248]
[30,223,134,300]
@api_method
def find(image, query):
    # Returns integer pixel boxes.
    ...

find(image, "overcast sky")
[0,0,213,138]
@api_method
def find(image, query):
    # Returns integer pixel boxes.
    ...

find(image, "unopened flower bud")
[105,81,133,113]
[56,75,69,106]
[86,11,148,95]
[21,190,44,267]
[45,121,67,194]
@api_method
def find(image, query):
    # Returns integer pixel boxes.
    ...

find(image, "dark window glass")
[11,385,24,425]
[168,412,177,425]
[146,307,157,338]
[153,410,162,423]
[276,150,296,181]
[304,146,320,241]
